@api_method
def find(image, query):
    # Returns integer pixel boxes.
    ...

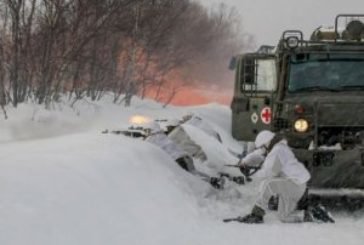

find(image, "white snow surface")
[0,96,363,245]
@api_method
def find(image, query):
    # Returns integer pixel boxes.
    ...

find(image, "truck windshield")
[288,53,364,92]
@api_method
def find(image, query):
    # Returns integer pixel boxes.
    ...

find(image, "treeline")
[0,0,247,111]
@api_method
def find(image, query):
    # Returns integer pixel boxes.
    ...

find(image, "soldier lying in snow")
[166,119,208,162]
[165,117,246,185]
[144,121,225,189]
[181,113,223,143]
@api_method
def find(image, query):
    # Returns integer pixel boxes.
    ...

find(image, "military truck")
[230,14,364,189]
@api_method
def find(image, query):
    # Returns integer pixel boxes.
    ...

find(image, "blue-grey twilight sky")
[200,0,364,49]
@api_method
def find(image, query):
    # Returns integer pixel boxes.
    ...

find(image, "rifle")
[219,172,245,185]
[223,216,245,223]
[224,164,261,182]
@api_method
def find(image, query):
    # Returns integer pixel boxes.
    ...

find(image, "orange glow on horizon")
[168,87,232,106]
[144,85,232,106]
[138,65,232,106]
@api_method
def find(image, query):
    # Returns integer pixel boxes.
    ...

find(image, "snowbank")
[0,96,363,245]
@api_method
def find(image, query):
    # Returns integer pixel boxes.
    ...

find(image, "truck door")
[231,55,277,141]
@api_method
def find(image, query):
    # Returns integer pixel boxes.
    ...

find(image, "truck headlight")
[294,119,309,132]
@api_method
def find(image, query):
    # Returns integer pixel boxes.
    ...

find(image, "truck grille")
[273,118,291,131]
[318,127,364,149]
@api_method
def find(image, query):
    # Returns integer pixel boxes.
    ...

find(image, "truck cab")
[231,15,364,189]
[230,45,277,141]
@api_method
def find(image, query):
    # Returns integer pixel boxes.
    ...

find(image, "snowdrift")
[0,97,363,245]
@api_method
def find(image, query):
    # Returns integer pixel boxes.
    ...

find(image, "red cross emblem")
[261,107,272,125]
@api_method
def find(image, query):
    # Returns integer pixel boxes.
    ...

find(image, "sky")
[199,0,364,50]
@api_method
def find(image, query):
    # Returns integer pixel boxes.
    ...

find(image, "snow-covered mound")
[0,96,363,245]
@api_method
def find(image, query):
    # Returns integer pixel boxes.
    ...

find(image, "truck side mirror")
[229,56,237,70]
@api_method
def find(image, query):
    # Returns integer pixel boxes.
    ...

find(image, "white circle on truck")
[251,112,259,124]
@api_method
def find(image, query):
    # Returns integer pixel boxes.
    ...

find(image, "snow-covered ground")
[0,96,363,245]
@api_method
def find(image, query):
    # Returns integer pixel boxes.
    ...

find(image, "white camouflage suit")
[145,122,211,180]
[145,122,195,171]
[184,115,222,143]
[244,135,311,223]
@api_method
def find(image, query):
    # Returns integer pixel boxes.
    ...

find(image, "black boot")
[210,177,225,189]
[231,176,245,185]
[303,209,314,222]
[268,195,279,211]
[304,205,335,223]
[240,205,265,224]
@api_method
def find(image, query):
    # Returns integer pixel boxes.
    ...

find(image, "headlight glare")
[294,119,309,133]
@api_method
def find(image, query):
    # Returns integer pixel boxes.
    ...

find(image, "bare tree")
[0,0,249,109]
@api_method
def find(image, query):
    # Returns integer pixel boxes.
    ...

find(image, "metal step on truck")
[230,14,364,195]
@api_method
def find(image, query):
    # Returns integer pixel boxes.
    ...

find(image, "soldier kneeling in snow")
[236,130,334,224]
[145,121,224,189]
